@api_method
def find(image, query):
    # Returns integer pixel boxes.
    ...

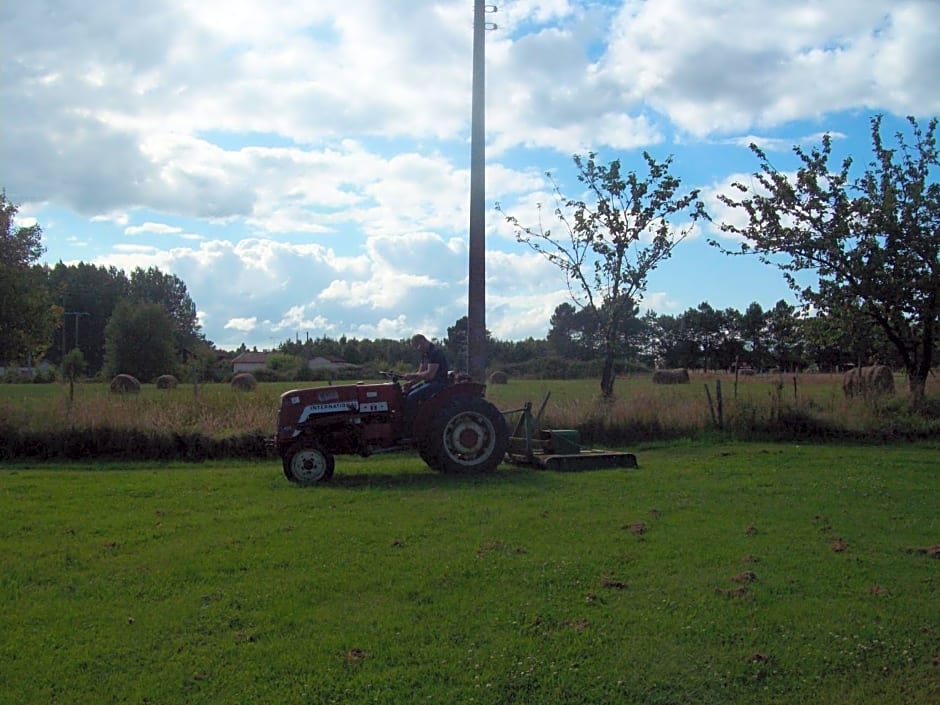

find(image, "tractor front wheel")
[423,397,508,474]
[283,443,335,485]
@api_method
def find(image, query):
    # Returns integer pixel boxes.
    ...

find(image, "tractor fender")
[412,382,486,439]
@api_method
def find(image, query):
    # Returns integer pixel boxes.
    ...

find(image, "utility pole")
[467,1,497,382]
[63,311,89,353]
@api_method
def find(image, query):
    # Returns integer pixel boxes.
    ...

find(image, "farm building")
[231,352,358,374]
[307,355,358,371]
[231,351,270,374]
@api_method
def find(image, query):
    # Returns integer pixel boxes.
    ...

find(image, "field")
[1,444,938,704]
[2,371,939,454]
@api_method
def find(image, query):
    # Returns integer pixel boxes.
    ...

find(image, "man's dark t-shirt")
[424,343,449,384]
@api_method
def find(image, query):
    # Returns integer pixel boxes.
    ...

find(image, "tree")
[0,190,44,268]
[267,352,304,377]
[445,316,490,373]
[128,267,202,350]
[47,262,129,371]
[104,301,177,380]
[765,300,803,371]
[685,302,723,372]
[740,302,769,370]
[717,115,939,405]
[499,152,707,397]
[61,348,87,402]
[546,303,602,360]
[0,191,56,364]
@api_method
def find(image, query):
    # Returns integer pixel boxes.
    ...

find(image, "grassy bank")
[1,443,938,704]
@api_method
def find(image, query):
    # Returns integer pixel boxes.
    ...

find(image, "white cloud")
[125,222,183,236]
[225,317,258,332]
[2,0,937,349]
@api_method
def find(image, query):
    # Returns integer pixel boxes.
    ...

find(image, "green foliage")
[128,266,201,349]
[1,445,937,704]
[265,352,303,375]
[61,348,87,380]
[0,192,56,364]
[104,301,177,380]
[47,261,129,372]
[0,189,44,267]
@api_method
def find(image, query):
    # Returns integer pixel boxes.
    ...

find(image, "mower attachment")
[502,393,638,471]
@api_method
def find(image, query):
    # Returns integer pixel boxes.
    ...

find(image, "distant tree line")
[2,191,217,382]
[268,299,931,383]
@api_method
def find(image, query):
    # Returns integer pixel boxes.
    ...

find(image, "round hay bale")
[155,374,179,390]
[110,374,141,394]
[652,368,690,385]
[488,370,509,385]
[231,372,257,391]
[843,365,894,398]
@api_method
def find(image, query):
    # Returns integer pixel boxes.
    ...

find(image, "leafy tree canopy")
[716,115,939,403]
[104,301,177,381]
[0,191,56,363]
[0,190,44,268]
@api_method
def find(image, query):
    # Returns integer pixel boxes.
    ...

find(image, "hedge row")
[0,426,274,462]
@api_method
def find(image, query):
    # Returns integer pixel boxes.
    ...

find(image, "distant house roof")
[308,355,358,369]
[232,351,271,372]
[232,352,270,365]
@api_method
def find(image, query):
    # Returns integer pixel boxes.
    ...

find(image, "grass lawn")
[1,443,938,704]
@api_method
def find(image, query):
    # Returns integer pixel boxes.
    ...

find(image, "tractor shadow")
[312,464,552,491]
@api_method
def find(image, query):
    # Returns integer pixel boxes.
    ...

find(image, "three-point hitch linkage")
[502,393,638,472]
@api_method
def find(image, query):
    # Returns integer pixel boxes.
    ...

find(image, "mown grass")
[1,444,937,704]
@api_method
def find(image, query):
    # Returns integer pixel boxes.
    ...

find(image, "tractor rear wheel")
[283,442,335,485]
[422,397,508,474]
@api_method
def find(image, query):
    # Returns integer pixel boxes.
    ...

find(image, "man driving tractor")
[402,333,449,433]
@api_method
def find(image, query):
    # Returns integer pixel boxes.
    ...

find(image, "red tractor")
[273,372,509,485]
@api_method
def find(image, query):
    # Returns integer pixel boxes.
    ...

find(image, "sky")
[2,0,938,351]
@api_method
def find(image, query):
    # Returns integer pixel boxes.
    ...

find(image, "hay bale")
[843,365,894,398]
[110,374,141,394]
[488,370,509,385]
[652,368,690,385]
[155,374,178,390]
[231,372,257,391]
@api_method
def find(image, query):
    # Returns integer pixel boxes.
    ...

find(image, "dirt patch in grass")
[623,521,647,535]
[830,538,849,552]
[345,648,368,665]
[600,576,628,590]
[903,544,940,558]
[716,585,750,599]
[732,571,758,583]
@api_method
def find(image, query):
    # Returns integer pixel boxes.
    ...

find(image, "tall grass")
[487,372,940,443]
[0,372,937,461]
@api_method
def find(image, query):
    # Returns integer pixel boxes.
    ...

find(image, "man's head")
[411,333,430,352]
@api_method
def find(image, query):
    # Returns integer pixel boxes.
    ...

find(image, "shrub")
[251,368,283,383]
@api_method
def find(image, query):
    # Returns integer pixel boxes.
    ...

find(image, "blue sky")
[2,0,938,350]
